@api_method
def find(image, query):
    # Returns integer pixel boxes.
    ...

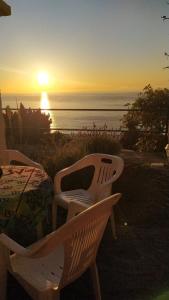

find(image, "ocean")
[2,92,138,130]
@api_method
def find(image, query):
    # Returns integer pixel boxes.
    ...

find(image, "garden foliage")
[121,85,169,152]
[4,103,52,145]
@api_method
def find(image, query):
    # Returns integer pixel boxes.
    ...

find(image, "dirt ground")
[7,222,169,300]
[7,154,169,300]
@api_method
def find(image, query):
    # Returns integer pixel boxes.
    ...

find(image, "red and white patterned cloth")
[0,165,53,244]
[0,165,49,198]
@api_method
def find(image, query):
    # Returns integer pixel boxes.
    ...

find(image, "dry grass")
[18,133,121,179]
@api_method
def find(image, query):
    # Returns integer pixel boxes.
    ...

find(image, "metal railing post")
[0,92,7,150]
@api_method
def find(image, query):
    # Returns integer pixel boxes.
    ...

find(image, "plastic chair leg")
[110,209,117,239]
[52,199,58,231]
[0,244,7,300]
[90,262,102,300]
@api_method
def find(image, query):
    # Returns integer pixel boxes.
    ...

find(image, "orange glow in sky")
[1,1,169,94]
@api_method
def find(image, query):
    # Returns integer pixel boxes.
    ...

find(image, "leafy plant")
[85,135,121,155]
[121,85,169,152]
[4,103,52,146]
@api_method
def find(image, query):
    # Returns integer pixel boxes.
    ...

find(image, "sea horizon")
[1,90,140,95]
[1,91,138,130]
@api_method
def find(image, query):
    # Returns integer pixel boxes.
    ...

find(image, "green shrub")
[37,138,86,179]
[4,103,51,146]
[85,135,121,155]
[122,85,169,152]
[120,130,140,150]
[136,133,167,152]
[19,133,121,179]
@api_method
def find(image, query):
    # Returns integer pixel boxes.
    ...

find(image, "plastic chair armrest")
[13,151,44,170]
[54,159,94,193]
[0,233,28,256]
[54,171,65,193]
[0,233,59,259]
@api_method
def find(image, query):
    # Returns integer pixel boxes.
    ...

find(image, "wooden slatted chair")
[52,153,124,238]
[0,149,43,170]
[0,193,121,300]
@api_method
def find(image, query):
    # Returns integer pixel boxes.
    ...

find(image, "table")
[0,165,53,245]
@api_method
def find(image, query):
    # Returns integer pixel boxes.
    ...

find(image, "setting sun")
[37,71,49,86]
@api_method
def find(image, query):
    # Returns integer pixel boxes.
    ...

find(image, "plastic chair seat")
[11,245,64,291]
[55,189,93,209]
[52,154,124,239]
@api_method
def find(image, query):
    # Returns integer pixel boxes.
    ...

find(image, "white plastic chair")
[0,149,43,170]
[52,153,124,238]
[0,193,121,300]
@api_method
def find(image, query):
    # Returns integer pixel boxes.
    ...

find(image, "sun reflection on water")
[40,92,54,127]
[40,92,50,112]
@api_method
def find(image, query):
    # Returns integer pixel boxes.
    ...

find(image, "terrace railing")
[0,95,169,147]
[0,95,6,149]
[1,107,169,132]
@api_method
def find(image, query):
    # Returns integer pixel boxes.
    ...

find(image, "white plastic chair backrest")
[0,149,43,170]
[32,193,121,288]
[54,153,124,196]
[87,153,124,201]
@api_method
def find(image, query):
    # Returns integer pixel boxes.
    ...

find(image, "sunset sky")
[1,0,169,93]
